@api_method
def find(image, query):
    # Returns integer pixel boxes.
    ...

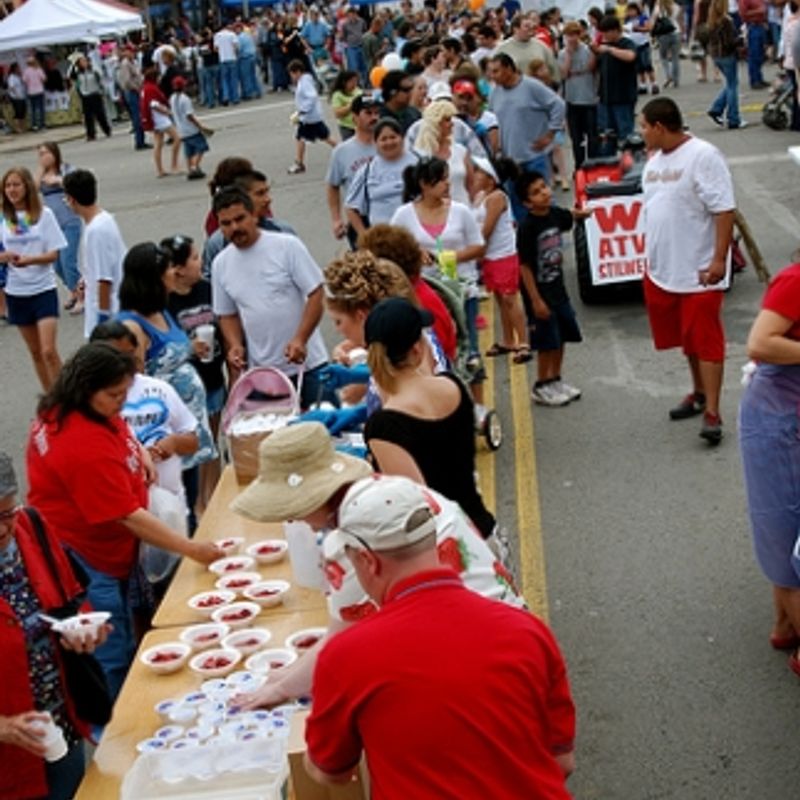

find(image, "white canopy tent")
[0,0,143,52]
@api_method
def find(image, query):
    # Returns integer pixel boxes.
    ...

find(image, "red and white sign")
[584,195,648,286]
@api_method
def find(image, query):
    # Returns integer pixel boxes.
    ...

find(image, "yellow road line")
[685,101,763,117]
[476,299,496,513]
[510,358,549,621]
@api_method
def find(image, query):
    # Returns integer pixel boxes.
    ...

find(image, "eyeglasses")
[0,506,20,524]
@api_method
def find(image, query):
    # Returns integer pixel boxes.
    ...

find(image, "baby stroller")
[222,367,301,484]
[762,72,794,130]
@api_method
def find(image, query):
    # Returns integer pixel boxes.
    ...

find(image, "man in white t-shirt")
[210,187,333,408]
[63,169,125,339]
[640,98,735,445]
[213,23,240,105]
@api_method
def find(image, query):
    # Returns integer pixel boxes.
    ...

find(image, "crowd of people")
[0,0,799,796]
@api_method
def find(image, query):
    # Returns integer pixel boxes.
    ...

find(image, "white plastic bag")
[141,485,188,583]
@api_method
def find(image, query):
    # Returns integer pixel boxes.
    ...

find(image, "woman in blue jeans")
[36,142,83,313]
[707,0,745,129]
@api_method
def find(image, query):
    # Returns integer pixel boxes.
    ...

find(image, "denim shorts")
[6,288,59,326]
[182,132,209,158]
[529,299,583,352]
[206,384,226,416]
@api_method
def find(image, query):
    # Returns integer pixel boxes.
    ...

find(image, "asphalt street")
[0,59,798,798]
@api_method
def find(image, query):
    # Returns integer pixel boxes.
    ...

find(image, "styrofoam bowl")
[52,611,112,645]
[210,601,261,630]
[245,647,298,674]
[188,648,242,678]
[285,627,327,653]
[214,536,245,555]
[242,580,290,609]
[221,627,272,656]
[208,555,256,576]
[140,642,191,675]
[186,590,236,617]
[246,539,289,565]
[214,571,263,595]
[178,622,230,652]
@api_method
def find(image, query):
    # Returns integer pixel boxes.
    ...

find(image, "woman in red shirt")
[26,343,220,699]
[139,66,180,178]
[740,263,800,678]
[0,452,101,800]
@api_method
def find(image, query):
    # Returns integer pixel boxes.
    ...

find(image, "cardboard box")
[287,710,368,800]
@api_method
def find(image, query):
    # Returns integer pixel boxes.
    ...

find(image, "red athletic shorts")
[643,275,726,362]
[482,253,520,295]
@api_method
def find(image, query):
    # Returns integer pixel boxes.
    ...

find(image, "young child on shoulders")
[515,171,591,408]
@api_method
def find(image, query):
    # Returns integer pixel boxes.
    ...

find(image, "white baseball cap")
[323,475,438,557]
[428,81,453,101]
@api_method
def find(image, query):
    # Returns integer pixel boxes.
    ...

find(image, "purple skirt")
[739,363,800,588]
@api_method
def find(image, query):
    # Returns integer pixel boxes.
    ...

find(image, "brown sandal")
[486,342,516,357]
[512,346,534,364]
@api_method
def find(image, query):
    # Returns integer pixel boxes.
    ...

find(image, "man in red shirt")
[304,476,576,799]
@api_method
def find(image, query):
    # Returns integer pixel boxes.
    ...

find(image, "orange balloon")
[469,0,485,10]
[370,65,388,89]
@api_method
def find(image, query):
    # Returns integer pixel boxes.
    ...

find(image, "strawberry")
[493,561,520,595]
[324,559,346,590]
[437,537,465,572]
[339,601,378,622]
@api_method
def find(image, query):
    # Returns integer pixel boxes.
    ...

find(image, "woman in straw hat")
[231,422,522,710]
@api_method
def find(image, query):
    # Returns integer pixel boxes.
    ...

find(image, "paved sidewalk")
[0,122,87,157]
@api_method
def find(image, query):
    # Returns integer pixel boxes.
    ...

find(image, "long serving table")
[75,611,331,799]
[75,466,333,799]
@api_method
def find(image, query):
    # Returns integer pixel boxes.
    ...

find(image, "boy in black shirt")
[516,171,590,407]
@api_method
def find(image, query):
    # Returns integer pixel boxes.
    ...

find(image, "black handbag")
[24,507,113,727]
[652,15,677,36]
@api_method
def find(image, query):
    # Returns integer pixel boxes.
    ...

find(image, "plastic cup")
[195,324,215,364]
[437,249,457,280]
[35,713,68,762]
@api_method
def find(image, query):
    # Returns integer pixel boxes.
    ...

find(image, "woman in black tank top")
[363,297,495,539]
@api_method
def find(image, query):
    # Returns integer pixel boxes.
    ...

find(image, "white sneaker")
[531,382,571,406]
[553,379,582,401]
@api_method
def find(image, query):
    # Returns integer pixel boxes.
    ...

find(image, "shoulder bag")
[24,507,113,727]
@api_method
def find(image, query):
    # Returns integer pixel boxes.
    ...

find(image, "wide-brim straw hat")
[232,422,372,523]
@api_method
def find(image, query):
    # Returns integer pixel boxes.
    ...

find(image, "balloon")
[469,0,485,10]
[381,52,403,71]
[370,65,388,89]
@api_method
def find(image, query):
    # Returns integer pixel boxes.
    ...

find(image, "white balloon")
[381,53,403,71]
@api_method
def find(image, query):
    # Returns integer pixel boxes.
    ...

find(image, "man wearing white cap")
[232,423,522,710]
[302,474,576,797]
